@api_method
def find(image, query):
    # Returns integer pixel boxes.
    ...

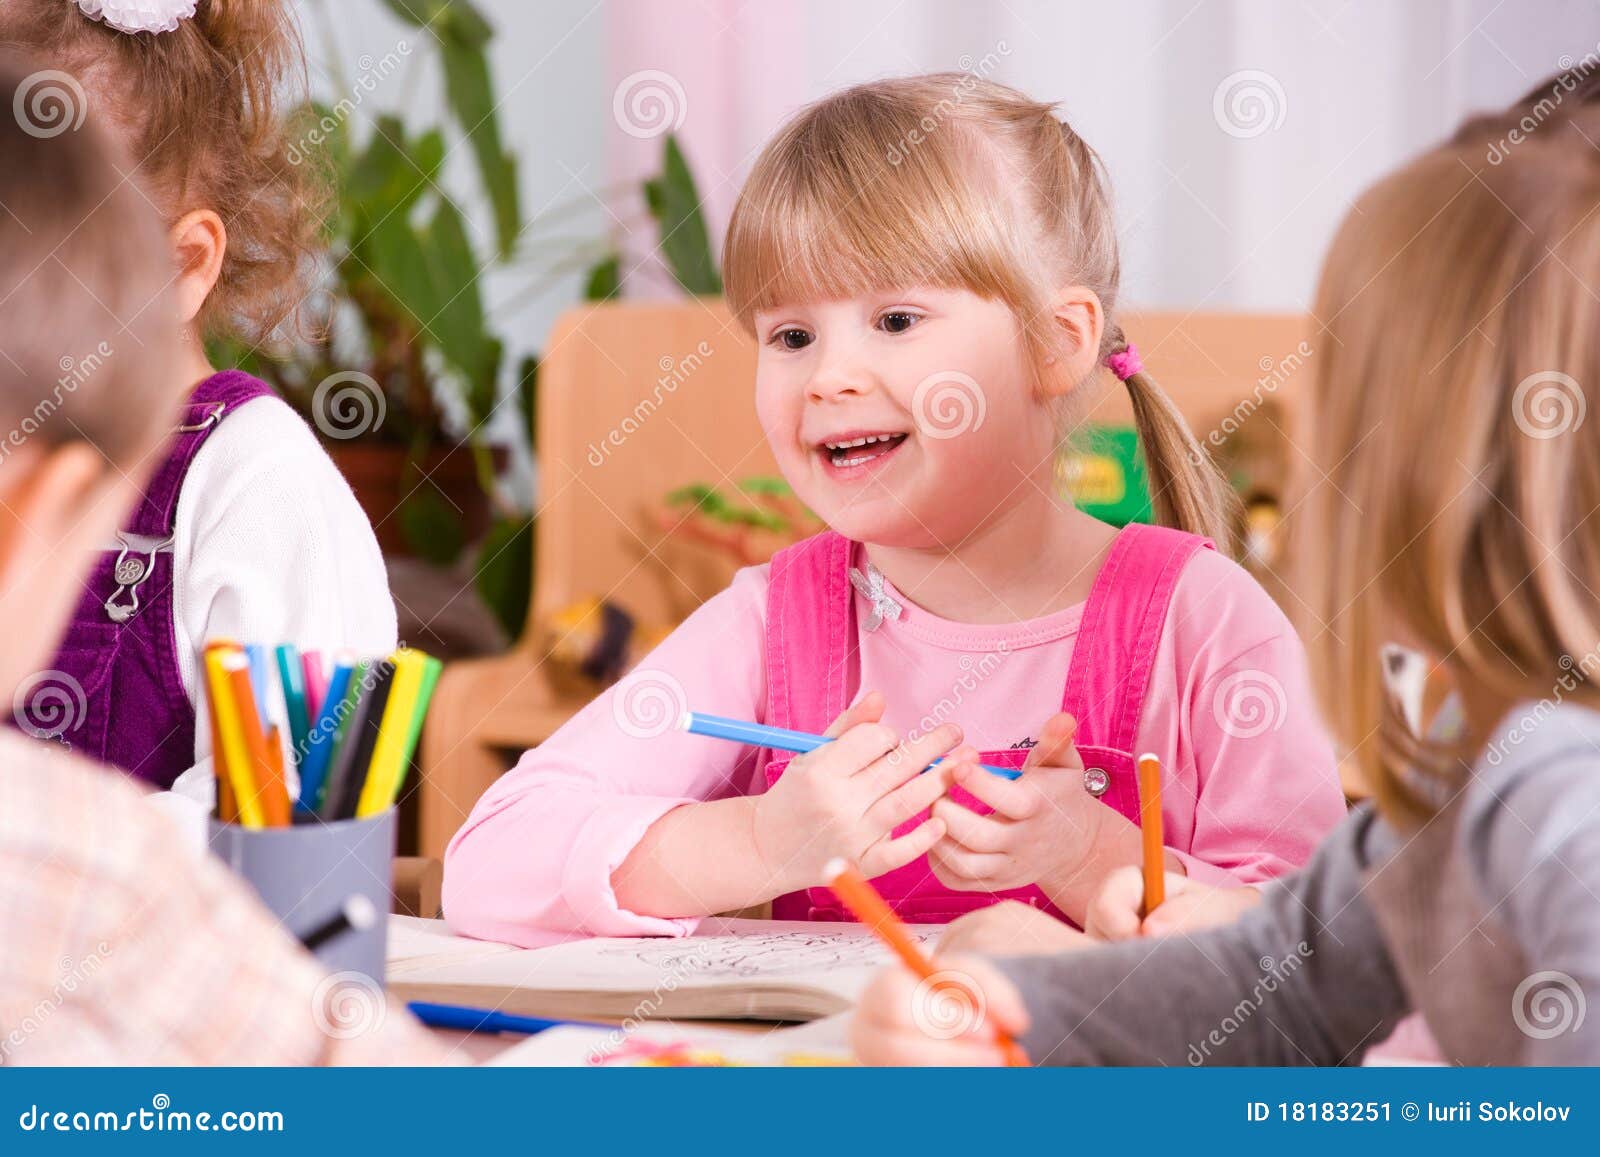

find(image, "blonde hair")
[722,73,1237,543]
[1296,107,1600,827]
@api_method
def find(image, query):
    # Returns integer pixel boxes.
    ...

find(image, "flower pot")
[326,440,502,558]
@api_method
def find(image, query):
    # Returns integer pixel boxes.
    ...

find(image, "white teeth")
[823,433,901,450]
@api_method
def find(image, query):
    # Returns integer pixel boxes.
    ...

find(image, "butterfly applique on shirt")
[848,563,903,632]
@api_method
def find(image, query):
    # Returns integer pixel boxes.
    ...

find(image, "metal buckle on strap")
[104,533,173,623]
[175,401,226,433]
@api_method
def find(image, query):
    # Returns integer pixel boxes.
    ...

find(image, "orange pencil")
[225,655,291,828]
[823,858,1029,1067]
[1137,752,1165,918]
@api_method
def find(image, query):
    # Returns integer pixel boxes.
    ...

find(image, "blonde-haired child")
[444,75,1344,943]
[0,0,393,823]
[852,90,1600,1067]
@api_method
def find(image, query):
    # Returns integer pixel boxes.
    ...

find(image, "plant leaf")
[474,516,534,639]
[438,37,521,258]
[583,254,621,301]
[399,486,467,565]
[647,134,721,295]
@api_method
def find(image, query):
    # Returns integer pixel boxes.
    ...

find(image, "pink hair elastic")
[1105,344,1143,381]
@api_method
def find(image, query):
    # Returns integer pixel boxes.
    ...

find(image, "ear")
[1038,286,1105,401]
[0,442,115,581]
[169,209,227,327]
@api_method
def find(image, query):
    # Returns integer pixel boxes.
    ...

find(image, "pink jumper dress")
[761,523,1212,924]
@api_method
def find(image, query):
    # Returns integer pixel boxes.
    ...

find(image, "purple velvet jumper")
[18,371,273,786]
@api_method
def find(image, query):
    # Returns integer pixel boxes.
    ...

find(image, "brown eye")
[879,311,919,334]
[773,328,811,350]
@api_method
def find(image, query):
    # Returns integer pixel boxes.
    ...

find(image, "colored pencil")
[405,1002,607,1037]
[297,656,354,813]
[203,640,242,824]
[243,643,273,727]
[680,711,1021,780]
[227,655,290,827]
[301,650,327,720]
[357,650,425,818]
[823,859,1028,1067]
[299,895,378,953]
[319,659,395,821]
[204,648,265,829]
[387,655,442,808]
[1137,752,1165,918]
[275,644,312,773]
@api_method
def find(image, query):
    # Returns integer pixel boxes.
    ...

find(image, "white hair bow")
[73,0,198,36]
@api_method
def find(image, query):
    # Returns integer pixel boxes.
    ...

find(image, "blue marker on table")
[406,1001,606,1036]
[679,711,1022,780]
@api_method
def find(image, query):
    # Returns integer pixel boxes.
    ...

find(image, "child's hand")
[1085,864,1262,940]
[927,712,1104,898]
[751,691,959,891]
[936,900,1091,957]
[850,954,1030,1066]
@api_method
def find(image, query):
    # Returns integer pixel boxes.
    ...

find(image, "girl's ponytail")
[1106,334,1240,546]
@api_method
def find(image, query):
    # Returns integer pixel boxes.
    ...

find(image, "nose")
[805,340,875,403]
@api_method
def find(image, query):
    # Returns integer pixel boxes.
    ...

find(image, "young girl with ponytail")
[444,74,1345,945]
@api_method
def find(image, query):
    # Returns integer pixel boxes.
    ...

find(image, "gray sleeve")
[1465,718,1600,1064]
[994,805,1411,1065]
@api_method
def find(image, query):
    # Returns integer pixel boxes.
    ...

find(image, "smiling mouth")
[820,432,909,469]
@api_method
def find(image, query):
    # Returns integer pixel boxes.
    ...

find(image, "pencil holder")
[207,809,395,984]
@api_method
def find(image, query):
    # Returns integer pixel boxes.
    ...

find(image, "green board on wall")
[1057,425,1153,527]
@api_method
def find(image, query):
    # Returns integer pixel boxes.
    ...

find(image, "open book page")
[387,917,938,1022]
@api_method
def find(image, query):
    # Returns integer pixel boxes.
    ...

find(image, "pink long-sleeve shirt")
[444,546,1346,946]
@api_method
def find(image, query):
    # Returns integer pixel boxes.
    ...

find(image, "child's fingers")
[823,689,885,738]
[1084,864,1146,940]
[863,760,951,832]
[930,796,1010,853]
[951,759,1038,820]
[860,815,945,877]
[1020,712,1080,772]
[861,723,963,792]
[928,838,1008,883]
[849,964,1022,1067]
[801,719,899,777]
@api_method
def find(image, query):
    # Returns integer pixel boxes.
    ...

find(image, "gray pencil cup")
[207,809,394,984]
